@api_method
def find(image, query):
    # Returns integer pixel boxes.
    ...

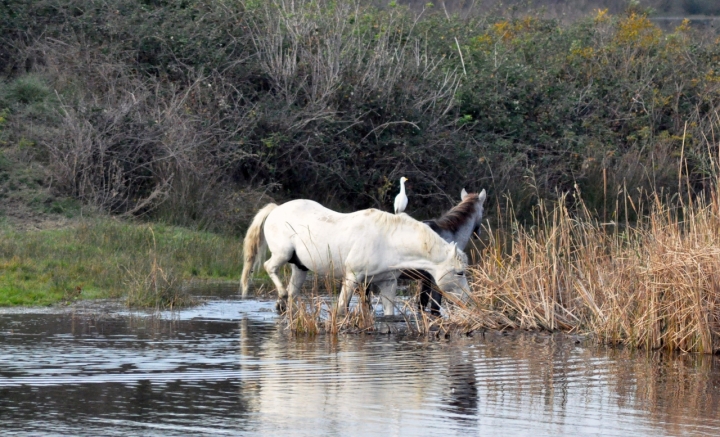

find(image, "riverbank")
[0,219,243,308]
[4,188,720,354]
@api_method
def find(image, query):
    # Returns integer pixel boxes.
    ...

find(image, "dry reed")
[450,185,720,353]
[281,271,377,335]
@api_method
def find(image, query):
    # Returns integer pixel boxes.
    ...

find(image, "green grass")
[0,219,243,307]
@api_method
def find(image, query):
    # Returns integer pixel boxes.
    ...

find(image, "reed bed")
[284,293,377,336]
[451,187,720,353]
[281,273,377,336]
[281,273,466,336]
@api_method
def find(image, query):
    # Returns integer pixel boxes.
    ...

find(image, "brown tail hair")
[240,203,278,297]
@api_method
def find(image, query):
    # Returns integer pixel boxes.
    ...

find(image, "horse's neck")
[391,255,446,274]
[448,221,475,251]
[426,213,478,251]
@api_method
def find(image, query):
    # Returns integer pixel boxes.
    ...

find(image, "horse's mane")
[425,193,480,234]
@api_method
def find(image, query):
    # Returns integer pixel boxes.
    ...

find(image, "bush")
[0,0,719,228]
[683,0,720,15]
[7,75,50,105]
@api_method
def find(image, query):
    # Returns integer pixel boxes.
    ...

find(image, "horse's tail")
[240,203,278,297]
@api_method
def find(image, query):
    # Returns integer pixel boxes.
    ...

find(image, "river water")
[2,289,720,436]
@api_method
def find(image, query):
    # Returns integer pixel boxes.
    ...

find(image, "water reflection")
[1,298,720,436]
[443,349,479,424]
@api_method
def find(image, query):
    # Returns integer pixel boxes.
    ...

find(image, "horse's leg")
[425,268,443,316]
[264,252,291,313]
[287,264,307,303]
[419,279,430,311]
[417,270,434,313]
[417,270,442,316]
[377,279,397,317]
[365,282,379,310]
[429,288,443,317]
[337,274,358,315]
[409,269,431,312]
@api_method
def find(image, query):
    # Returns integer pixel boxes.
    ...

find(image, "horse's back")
[266,199,389,231]
[263,199,391,274]
[265,199,374,230]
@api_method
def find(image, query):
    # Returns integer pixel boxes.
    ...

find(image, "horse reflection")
[442,351,479,424]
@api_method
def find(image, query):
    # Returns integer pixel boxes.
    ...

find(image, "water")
[2,290,720,436]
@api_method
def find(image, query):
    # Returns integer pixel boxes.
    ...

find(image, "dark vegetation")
[0,0,718,229]
[403,0,720,19]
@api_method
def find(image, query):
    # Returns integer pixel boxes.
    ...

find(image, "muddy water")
[2,292,720,436]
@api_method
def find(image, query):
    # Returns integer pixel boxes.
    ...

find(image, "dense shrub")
[0,0,719,229]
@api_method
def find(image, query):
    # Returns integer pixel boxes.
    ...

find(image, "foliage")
[0,0,719,225]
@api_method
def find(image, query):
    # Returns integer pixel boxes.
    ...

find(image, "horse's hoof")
[275,299,287,314]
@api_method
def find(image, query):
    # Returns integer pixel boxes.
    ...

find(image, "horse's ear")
[461,188,468,200]
[478,189,487,205]
[448,241,457,253]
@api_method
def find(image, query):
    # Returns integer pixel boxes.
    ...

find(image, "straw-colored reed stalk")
[282,270,377,335]
[454,187,720,353]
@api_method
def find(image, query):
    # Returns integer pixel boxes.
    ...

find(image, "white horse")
[240,199,470,315]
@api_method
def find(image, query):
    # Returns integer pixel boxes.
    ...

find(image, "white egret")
[394,177,409,214]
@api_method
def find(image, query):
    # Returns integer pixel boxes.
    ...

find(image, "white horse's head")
[433,243,470,303]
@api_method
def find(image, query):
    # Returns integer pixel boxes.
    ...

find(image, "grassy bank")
[0,219,242,307]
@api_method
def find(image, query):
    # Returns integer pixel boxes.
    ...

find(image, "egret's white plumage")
[394,177,409,214]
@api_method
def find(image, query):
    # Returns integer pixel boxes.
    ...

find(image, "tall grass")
[281,272,378,335]
[451,177,720,353]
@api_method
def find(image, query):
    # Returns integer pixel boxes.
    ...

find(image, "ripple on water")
[1,297,720,436]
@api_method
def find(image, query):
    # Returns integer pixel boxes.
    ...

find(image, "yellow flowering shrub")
[614,13,661,49]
